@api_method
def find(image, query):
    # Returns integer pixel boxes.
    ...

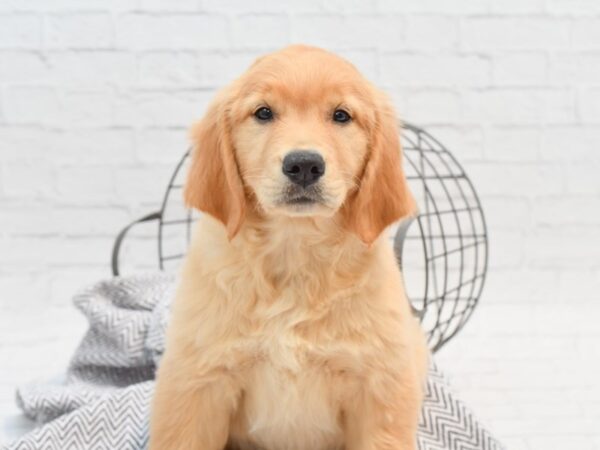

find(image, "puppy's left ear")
[184,87,246,239]
[343,94,416,245]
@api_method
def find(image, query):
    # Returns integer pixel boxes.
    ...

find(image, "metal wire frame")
[111,122,489,353]
[398,124,489,351]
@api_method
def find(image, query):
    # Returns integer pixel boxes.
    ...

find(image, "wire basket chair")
[112,122,488,353]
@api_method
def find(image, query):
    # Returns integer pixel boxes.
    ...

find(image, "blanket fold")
[5,273,503,450]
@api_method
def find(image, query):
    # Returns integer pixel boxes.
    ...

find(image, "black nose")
[282,151,325,187]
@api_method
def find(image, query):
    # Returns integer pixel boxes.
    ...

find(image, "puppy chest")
[236,334,345,450]
[241,364,343,450]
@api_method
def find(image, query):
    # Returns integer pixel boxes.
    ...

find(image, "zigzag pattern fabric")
[4,274,504,450]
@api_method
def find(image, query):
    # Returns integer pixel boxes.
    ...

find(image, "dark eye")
[333,109,351,123]
[254,106,273,121]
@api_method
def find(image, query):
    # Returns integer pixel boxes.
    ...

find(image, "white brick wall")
[0,0,599,448]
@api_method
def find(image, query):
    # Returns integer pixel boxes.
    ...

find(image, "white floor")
[1,299,599,449]
[436,303,600,450]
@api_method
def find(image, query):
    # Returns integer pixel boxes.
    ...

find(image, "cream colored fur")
[150,45,428,450]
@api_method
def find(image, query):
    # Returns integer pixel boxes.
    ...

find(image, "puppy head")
[184,45,415,244]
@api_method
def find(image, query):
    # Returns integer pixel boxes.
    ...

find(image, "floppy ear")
[343,95,417,245]
[184,88,246,239]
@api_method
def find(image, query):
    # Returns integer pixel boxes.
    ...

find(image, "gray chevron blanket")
[4,273,504,450]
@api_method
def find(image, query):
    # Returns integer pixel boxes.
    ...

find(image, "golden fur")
[150,45,428,450]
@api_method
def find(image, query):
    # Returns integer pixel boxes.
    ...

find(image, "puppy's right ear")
[184,87,246,239]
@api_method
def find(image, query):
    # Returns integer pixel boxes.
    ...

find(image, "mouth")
[286,195,317,205]
[279,184,324,207]
[269,183,337,217]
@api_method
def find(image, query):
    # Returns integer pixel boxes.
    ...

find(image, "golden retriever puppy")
[150,44,428,450]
